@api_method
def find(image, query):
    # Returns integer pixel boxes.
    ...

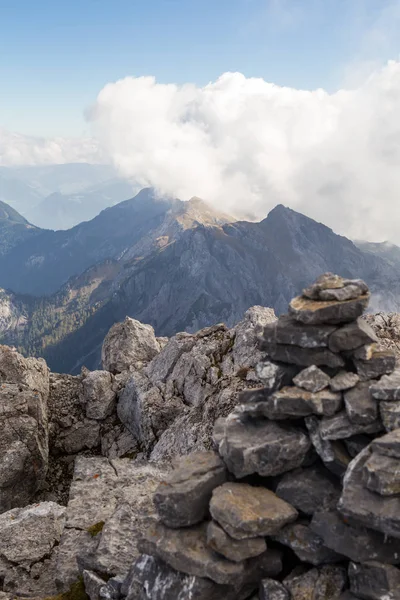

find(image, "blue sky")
[1,0,400,137]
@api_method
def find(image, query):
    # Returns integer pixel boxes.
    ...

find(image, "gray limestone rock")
[348,561,400,600]
[272,521,344,566]
[380,401,400,432]
[0,344,49,398]
[305,416,351,476]
[153,451,227,528]
[338,446,400,538]
[330,371,360,392]
[0,383,49,513]
[102,316,161,374]
[259,579,290,600]
[117,374,184,452]
[82,370,116,420]
[83,570,107,600]
[260,340,345,368]
[328,318,378,353]
[289,293,370,325]
[210,482,298,539]
[232,306,277,370]
[206,520,267,563]
[213,411,311,478]
[284,565,347,600]
[354,350,396,381]
[303,273,346,299]
[139,520,268,586]
[370,369,400,400]
[262,315,336,348]
[372,429,400,458]
[56,418,101,454]
[362,452,400,496]
[269,386,342,418]
[255,360,298,393]
[293,365,331,392]
[275,465,341,516]
[344,382,378,425]
[311,511,400,563]
[0,502,65,567]
[55,528,99,591]
[319,410,382,440]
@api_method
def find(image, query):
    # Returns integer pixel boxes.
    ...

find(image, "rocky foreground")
[2,274,400,598]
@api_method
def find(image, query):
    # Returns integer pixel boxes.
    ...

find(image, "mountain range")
[0,187,399,374]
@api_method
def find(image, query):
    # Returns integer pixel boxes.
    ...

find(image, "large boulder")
[102,317,161,374]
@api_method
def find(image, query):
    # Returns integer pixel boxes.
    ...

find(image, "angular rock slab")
[139,521,281,587]
[339,446,400,538]
[210,482,297,539]
[380,402,400,432]
[372,429,400,459]
[303,273,368,300]
[344,382,378,425]
[284,565,347,600]
[289,293,370,325]
[371,369,400,400]
[310,510,400,564]
[260,340,345,368]
[275,465,341,516]
[293,365,331,392]
[330,371,360,392]
[270,386,342,418]
[262,315,336,348]
[319,410,382,440]
[206,520,267,563]
[362,451,400,496]
[354,350,396,381]
[123,553,255,600]
[0,502,65,566]
[328,318,378,353]
[272,521,344,566]
[255,360,299,393]
[259,579,290,600]
[213,412,311,478]
[305,416,351,477]
[348,561,400,600]
[154,451,227,528]
[81,370,116,420]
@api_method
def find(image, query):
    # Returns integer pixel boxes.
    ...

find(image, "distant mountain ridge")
[0,190,400,373]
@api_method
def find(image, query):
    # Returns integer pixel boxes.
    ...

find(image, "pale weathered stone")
[293,365,331,392]
[289,294,370,325]
[210,482,297,539]
[270,386,342,418]
[259,578,290,600]
[344,382,378,425]
[206,521,267,563]
[370,369,400,400]
[303,273,347,299]
[372,429,400,458]
[310,511,400,564]
[213,411,311,478]
[328,318,378,353]
[348,561,400,600]
[0,502,65,566]
[275,465,341,516]
[380,401,400,432]
[83,569,107,600]
[362,452,400,496]
[330,371,360,392]
[154,451,227,528]
[255,360,298,393]
[102,317,161,374]
[82,370,116,420]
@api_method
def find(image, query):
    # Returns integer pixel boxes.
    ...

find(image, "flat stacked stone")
[128,273,400,600]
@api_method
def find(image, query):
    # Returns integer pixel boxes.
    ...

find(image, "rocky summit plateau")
[3,273,400,599]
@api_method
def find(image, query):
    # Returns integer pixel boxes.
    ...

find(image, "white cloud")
[89,61,400,243]
[0,128,101,167]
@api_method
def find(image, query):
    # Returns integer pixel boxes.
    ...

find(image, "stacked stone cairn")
[124,273,400,599]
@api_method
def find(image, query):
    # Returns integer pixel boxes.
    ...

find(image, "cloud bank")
[0,128,101,167]
[89,61,400,243]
